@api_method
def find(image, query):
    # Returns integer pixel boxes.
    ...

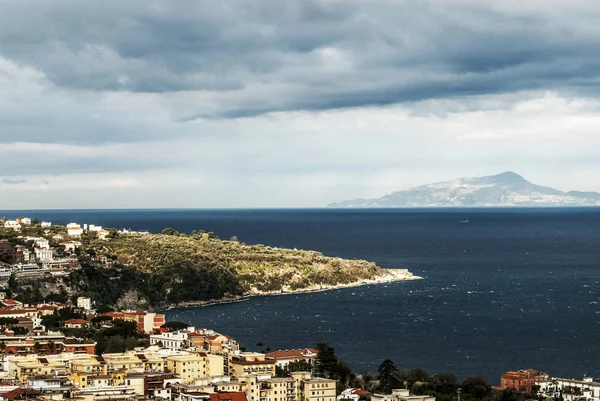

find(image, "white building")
[34,238,50,249]
[97,230,111,240]
[372,390,435,401]
[67,226,84,237]
[34,247,54,261]
[3,221,21,231]
[66,222,80,229]
[76,297,92,311]
[17,218,31,225]
[88,225,103,232]
[539,377,600,401]
[41,222,52,227]
[338,389,369,401]
[149,331,190,350]
[60,241,80,253]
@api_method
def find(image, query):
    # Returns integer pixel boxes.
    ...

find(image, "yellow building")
[102,352,145,375]
[166,352,224,383]
[229,353,276,378]
[8,355,69,384]
[259,377,296,401]
[296,374,336,401]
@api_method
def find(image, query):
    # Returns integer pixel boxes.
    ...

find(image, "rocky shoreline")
[163,268,421,311]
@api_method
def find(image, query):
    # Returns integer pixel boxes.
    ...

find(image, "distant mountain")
[328,172,600,208]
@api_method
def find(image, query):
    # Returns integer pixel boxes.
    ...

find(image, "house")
[97,229,111,240]
[3,299,23,308]
[500,369,548,393]
[41,222,52,227]
[265,348,318,369]
[34,247,54,261]
[64,319,90,329]
[0,240,15,263]
[150,330,189,350]
[14,245,31,263]
[88,225,103,232]
[17,218,31,225]
[67,226,84,237]
[3,221,21,231]
[34,238,50,249]
[538,376,600,401]
[338,388,369,401]
[77,297,92,311]
[52,234,64,242]
[60,241,80,253]
[166,353,224,383]
[228,352,276,378]
[371,389,435,401]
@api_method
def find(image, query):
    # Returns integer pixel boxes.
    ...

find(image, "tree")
[314,340,338,378]
[462,376,491,401]
[0,317,19,326]
[41,315,64,329]
[161,321,190,332]
[13,327,27,335]
[96,305,114,314]
[162,228,179,236]
[105,335,126,353]
[377,359,400,393]
[124,336,138,350]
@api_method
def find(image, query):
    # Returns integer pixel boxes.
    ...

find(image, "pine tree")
[377,359,400,393]
[314,340,337,378]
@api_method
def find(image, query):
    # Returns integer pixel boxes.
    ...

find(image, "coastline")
[162,268,422,311]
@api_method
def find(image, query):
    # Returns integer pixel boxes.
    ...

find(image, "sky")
[2,0,600,209]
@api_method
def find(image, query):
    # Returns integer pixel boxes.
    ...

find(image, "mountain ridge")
[328,172,600,208]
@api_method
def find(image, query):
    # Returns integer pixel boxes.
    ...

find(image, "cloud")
[1,1,600,208]
[2,0,600,122]
[1,178,26,185]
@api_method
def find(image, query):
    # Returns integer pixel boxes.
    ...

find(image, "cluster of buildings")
[499,369,600,401]
[0,295,338,401]
[0,217,154,278]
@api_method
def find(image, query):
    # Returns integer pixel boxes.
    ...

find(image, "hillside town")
[0,217,148,279]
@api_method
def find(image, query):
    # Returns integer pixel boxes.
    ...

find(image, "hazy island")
[0,218,418,310]
[329,171,600,208]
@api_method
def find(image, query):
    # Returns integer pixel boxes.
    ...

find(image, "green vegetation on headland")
[4,224,416,309]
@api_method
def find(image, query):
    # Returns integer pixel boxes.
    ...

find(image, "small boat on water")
[460,220,469,223]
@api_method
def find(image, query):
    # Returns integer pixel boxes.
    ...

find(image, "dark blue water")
[3,208,600,382]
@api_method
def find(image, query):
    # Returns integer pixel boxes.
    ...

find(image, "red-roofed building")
[2,299,22,308]
[210,392,248,401]
[64,319,90,329]
[500,370,548,393]
[338,388,369,401]
[0,387,41,400]
[265,348,318,368]
[37,305,58,316]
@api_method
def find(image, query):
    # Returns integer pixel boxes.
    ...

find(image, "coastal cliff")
[4,227,418,309]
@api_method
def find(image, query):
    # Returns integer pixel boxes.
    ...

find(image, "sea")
[3,208,600,382]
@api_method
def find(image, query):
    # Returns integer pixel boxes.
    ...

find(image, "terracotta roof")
[0,308,36,315]
[210,392,248,401]
[64,319,88,325]
[265,348,318,360]
[0,388,41,400]
[3,299,21,305]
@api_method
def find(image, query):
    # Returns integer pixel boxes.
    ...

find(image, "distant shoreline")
[162,268,422,312]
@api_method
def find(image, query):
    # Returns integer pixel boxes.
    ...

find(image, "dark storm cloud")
[2,0,600,121]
